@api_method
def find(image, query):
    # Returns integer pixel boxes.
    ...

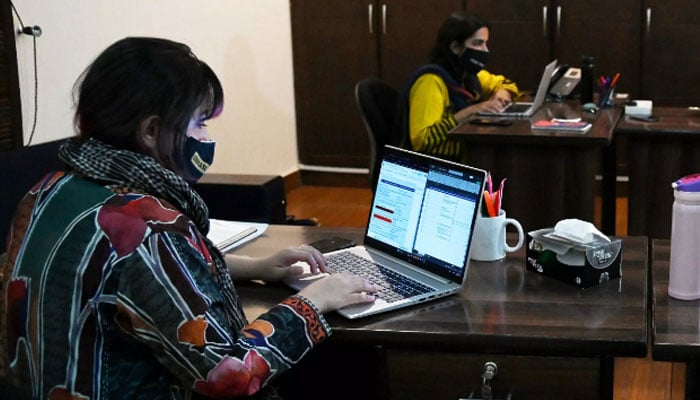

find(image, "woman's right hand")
[474,97,508,114]
[454,97,507,123]
[297,272,378,313]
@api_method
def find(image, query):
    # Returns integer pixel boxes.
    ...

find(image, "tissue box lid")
[585,240,622,269]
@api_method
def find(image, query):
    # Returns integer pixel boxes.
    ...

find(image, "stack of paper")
[531,119,592,133]
[207,219,268,252]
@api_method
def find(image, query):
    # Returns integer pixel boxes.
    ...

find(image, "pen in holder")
[597,72,619,108]
[598,86,615,108]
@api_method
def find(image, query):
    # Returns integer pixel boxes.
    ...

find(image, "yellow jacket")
[408,70,519,159]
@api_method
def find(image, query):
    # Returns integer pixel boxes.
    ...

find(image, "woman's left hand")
[226,245,327,282]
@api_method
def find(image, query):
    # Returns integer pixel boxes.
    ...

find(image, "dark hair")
[73,37,224,177]
[429,12,490,76]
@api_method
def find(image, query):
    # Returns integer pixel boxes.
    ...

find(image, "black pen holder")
[598,87,615,108]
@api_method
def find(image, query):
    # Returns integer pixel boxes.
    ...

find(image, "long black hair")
[429,12,490,81]
[73,37,224,177]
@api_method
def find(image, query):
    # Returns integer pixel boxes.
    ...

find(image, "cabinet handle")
[382,4,387,35]
[368,4,373,34]
[556,6,562,37]
[646,7,652,36]
[542,6,548,37]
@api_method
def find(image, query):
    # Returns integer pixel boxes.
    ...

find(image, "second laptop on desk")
[285,146,487,319]
[477,59,558,118]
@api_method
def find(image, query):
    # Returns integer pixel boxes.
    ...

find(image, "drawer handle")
[382,4,387,35]
[542,6,548,37]
[556,6,562,37]
[646,7,652,36]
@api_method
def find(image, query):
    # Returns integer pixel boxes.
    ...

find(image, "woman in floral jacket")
[0,37,377,400]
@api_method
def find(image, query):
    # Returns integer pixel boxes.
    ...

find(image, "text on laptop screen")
[365,149,484,281]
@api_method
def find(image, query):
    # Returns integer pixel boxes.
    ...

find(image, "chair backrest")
[355,78,400,190]
[0,139,68,254]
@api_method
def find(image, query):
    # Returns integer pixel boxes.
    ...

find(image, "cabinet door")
[464,0,552,94]
[552,0,641,100]
[379,0,465,90]
[466,0,641,99]
[642,0,700,106]
[291,1,378,168]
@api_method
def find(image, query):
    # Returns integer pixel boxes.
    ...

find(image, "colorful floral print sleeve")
[0,172,330,399]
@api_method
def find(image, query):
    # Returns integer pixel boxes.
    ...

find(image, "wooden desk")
[615,107,700,238]
[651,239,700,398]
[448,102,622,235]
[233,225,648,400]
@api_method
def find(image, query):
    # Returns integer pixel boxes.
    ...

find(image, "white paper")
[551,218,610,244]
[207,219,268,252]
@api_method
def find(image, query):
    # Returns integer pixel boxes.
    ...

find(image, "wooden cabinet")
[463,0,641,100]
[291,1,463,169]
[374,2,465,90]
[290,1,700,169]
[641,0,700,106]
[385,350,601,400]
[0,0,22,151]
[461,0,551,90]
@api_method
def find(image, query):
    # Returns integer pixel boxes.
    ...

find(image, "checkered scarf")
[58,137,249,331]
[59,137,210,233]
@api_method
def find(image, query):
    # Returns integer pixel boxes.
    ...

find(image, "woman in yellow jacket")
[396,12,520,161]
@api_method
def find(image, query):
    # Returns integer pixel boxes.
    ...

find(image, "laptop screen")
[364,146,486,283]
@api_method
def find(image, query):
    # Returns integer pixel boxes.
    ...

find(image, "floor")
[285,184,685,400]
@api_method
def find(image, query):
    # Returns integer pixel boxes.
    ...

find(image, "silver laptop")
[285,146,486,319]
[478,59,558,118]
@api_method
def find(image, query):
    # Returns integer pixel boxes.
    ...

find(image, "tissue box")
[525,233,622,288]
[624,100,653,116]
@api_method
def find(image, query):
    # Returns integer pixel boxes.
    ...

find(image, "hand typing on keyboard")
[229,244,378,313]
[460,93,512,120]
[491,88,513,109]
[227,244,328,282]
[298,272,378,313]
[323,252,432,303]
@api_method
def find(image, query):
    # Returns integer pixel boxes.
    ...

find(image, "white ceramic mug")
[470,210,524,261]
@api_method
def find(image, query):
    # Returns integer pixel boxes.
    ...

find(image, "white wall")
[12,0,299,176]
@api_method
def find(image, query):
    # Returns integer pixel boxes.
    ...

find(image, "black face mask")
[460,48,489,75]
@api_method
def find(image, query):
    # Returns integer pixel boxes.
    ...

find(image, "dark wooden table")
[232,225,648,400]
[614,107,700,238]
[652,239,700,398]
[448,102,622,235]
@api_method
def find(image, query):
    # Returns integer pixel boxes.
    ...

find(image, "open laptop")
[477,59,558,118]
[285,146,486,319]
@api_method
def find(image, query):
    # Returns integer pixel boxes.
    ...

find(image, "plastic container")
[668,177,700,300]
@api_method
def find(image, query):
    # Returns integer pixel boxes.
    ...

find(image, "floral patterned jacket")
[0,172,330,399]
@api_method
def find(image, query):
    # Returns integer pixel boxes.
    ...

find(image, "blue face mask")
[183,136,215,181]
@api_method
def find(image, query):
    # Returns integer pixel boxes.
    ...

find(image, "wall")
[11,0,299,176]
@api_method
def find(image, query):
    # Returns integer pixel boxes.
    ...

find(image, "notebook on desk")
[285,146,486,319]
[478,59,558,118]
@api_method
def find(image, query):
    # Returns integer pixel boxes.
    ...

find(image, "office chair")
[0,138,68,254]
[355,78,400,190]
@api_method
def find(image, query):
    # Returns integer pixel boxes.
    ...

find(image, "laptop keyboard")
[504,103,531,113]
[325,252,433,303]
